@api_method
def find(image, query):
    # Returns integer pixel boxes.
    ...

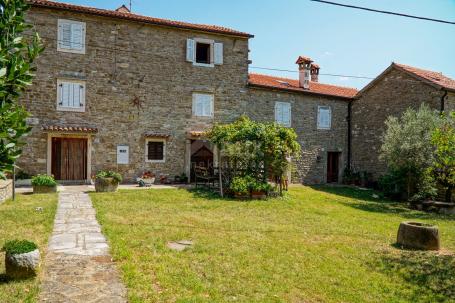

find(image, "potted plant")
[250,181,272,200]
[137,171,155,187]
[95,170,122,192]
[2,240,40,279]
[31,174,57,193]
[230,176,250,199]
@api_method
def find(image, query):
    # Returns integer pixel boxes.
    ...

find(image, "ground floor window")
[146,139,166,163]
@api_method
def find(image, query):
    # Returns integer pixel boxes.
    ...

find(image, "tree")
[380,104,442,200]
[0,0,43,179]
[431,112,455,202]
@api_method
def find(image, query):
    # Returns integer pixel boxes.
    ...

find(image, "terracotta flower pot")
[234,192,249,200]
[251,191,267,200]
[33,185,57,194]
[95,177,119,192]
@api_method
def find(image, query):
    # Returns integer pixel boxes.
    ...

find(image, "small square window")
[196,42,211,64]
[57,79,86,112]
[57,19,86,54]
[146,139,166,163]
[275,102,291,127]
[192,93,214,117]
[318,106,332,130]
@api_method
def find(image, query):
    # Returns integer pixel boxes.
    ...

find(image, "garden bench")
[194,166,217,189]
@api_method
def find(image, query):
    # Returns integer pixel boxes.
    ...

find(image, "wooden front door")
[327,152,340,183]
[52,137,88,180]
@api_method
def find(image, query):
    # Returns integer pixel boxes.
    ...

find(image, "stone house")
[351,63,455,180]
[18,0,358,184]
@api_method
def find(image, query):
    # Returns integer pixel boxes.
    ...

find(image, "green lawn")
[90,185,455,303]
[0,193,57,303]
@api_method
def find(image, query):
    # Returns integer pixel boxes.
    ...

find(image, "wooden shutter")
[186,39,195,62]
[275,102,282,124]
[214,43,223,65]
[284,103,291,126]
[59,81,84,109]
[71,23,83,50]
[147,141,164,161]
[60,22,72,49]
[318,106,331,129]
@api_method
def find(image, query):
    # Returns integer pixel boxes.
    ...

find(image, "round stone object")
[396,222,440,251]
[5,249,41,279]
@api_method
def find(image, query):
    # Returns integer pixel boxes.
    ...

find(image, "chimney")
[115,5,131,13]
[311,63,320,82]
[296,56,312,89]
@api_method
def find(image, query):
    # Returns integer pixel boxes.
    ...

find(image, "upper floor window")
[57,79,86,112]
[317,106,332,130]
[57,19,86,54]
[192,93,214,117]
[275,101,291,127]
[145,139,166,163]
[186,38,223,67]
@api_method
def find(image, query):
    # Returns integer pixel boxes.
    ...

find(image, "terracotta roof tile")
[144,131,171,138]
[188,130,206,137]
[42,125,98,133]
[28,0,253,38]
[394,63,455,91]
[248,73,358,99]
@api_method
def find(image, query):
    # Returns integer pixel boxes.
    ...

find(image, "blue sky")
[61,0,455,89]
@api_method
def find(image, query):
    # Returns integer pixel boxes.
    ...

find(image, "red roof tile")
[28,0,253,38]
[144,131,171,138]
[42,125,98,133]
[394,63,455,92]
[248,73,358,99]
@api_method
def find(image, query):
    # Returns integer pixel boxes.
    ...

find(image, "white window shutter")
[186,39,195,62]
[275,103,282,123]
[71,23,83,50]
[285,103,291,126]
[60,23,72,49]
[214,43,223,65]
[61,83,70,107]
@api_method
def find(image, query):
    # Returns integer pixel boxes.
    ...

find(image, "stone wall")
[0,180,13,204]
[19,7,250,182]
[351,67,445,180]
[246,87,349,184]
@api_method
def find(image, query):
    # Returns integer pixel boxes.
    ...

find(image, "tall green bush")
[0,0,44,179]
[380,104,442,201]
[430,112,455,202]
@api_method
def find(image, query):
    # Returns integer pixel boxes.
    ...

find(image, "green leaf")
[0,68,6,77]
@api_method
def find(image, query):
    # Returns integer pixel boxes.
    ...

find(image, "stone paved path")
[39,188,127,303]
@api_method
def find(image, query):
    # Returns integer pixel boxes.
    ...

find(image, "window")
[57,79,86,112]
[186,38,223,66]
[146,139,166,163]
[57,19,86,54]
[192,93,214,117]
[275,102,291,127]
[317,106,332,129]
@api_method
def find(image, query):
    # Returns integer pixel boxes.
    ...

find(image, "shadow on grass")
[310,185,455,221]
[188,187,234,201]
[372,251,455,302]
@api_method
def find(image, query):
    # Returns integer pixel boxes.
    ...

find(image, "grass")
[0,193,57,303]
[90,185,455,303]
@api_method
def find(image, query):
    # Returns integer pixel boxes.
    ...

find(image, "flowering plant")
[141,171,155,179]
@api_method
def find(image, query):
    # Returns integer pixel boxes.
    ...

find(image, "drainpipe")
[440,89,448,114]
[347,100,352,170]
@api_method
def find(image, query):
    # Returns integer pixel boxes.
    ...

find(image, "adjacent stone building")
[351,63,455,179]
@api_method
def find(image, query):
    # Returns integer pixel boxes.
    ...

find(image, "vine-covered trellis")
[208,116,301,196]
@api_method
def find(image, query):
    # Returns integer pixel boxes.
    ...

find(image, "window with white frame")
[57,79,86,112]
[186,38,223,66]
[275,101,291,127]
[145,139,166,163]
[317,106,332,129]
[57,19,86,54]
[192,93,214,117]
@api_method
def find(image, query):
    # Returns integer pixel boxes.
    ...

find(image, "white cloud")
[323,51,333,56]
[338,77,349,82]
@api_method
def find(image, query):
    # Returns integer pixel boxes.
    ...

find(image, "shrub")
[96,170,122,183]
[250,180,273,193]
[230,176,251,195]
[2,240,37,255]
[31,174,57,187]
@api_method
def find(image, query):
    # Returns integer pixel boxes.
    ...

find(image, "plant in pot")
[2,240,40,279]
[137,171,155,187]
[31,174,57,193]
[230,176,251,199]
[179,173,188,184]
[95,170,122,192]
[250,181,272,200]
